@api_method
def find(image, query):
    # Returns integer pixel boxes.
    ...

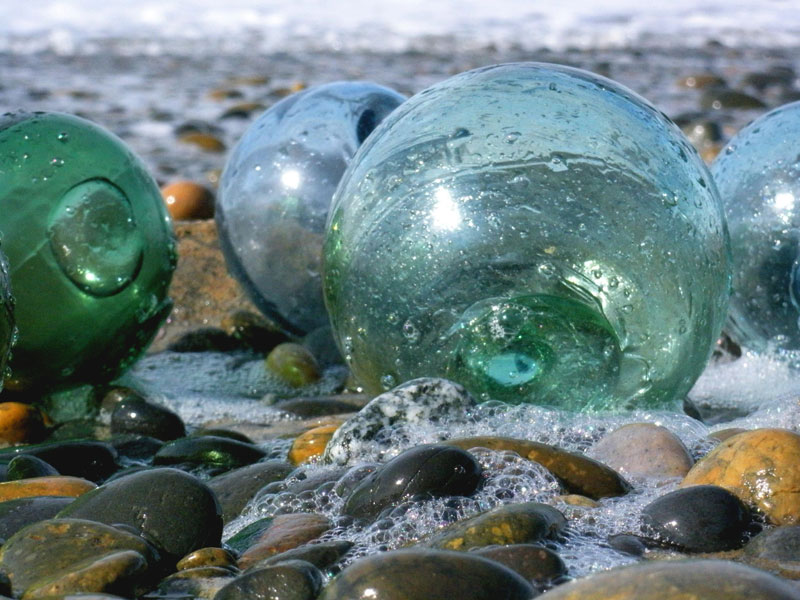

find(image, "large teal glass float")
[217,82,405,337]
[324,63,731,411]
[0,112,176,391]
[0,248,14,391]
[711,101,800,353]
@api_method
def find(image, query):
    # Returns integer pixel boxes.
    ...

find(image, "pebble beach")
[3,1,800,599]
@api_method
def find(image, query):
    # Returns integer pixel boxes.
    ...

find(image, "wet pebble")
[700,88,766,110]
[161,180,215,220]
[677,74,726,89]
[318,548,535,600]
[208,460,294,524]
[109,434,165,463]
[219,102,266,120]
[0,476,96,501]
[742,525,800,579]
[6,454,59,480]
[425,502,566,550]
[178,132,226,152]
[641,484,754,552]
[535,559,800,599]
[0,402,46,444]
[110,397,186,441]
[0,440,118,482]
[153,435,266,473]
[275,395,367,418]
[221,310,289,353]
[257,540,354,570]
[323,377,478,465]
[56,467,222,561]
[231,513,331,570]
[472,544,567,588]
[0,518,158,598]
[607,534,648,557]
[589,423,694,479]
[343,444,483,520]
[177,547,238,572]
[265,343,322,388]
[682,428,800,524]
[447,436,630,499]
[0,496,75,541]
[154,568,234,599]
[288,424,340,465]
[215,560,323,600]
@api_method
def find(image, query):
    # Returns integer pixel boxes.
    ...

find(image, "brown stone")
[161,181,215,221]
[178,133,226,152]
[709,428,748,442]
[677,74,727,89]
[288,424,339,465]
[682,428,800,524]
[237,513,331,570]
[265,343,321,387]
[0,402,46,444]
[177,547,237,572]
[0,476,96,501]
[446,436,630,499]
[589,423,693,479]
[150,220,261,352]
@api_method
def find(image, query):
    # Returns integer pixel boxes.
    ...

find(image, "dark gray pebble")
[0,496,74,541]
[209,460,294,525]
[473,544,567,587]
[0,441,118,483]
[214,560,323,600]
[6,454,59,480]
[111,398,186,441]
[154,435,266,473]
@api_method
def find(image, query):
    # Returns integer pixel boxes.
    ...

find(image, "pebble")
[275,395,367,418]
[742,525,800,579]
[166,327,245,352]
[232,513,332,570]
[178,132,226,152]
[208,460,294,524]
[6,454,59,480]
[56,467,222,561]
[177,547,238,572]
[682,428,800,524]
[709,427,747,442]
[221,310,290,353]
[323,377,478,465]
[318,548,535,600]
[607,534,648,557]
[425,502,566,550]
[535,559,800,599]
[473,544,567,587]
[343,444,483,520]
[219,102,266,120]
[154,568,234,599]
[447,436,630,499]
[109,435,165,463]
[588,423,694,479]
[265,343,322,388]
[288,424,340,465]
[0,402,46,444]
[700,88,766,110]
[110,397,186,441]
[153,435,266,473]
[215,560,323,600]
[0,518,158,598]
[0,496,75,541]
[677,74,726,89]
[161,181,215,220]
[641,484,754,552]
[0,440,119,482]
[0,476,96,501]
[257,540,354,570]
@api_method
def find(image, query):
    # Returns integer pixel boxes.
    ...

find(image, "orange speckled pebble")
[0,476,96,501]
[161,181,215,221]
[682,428,800,525]
[0,402,46,444]
[288,424,340,466]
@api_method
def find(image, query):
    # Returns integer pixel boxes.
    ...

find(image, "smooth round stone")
[711,101,800,352]
[472,544,567,586]
[682,428,800,524]
[110,397,185,441]
[217,82,405,337]
[0,112,176,391]
[56,467,222,560]
[0,476,96,502]
[0,249,13,393]
[207,460,294,525]
[232,513,332,570]
[0,402,46,445]
[588,423,694,479]
[257,540,354,571]
[176,547,237,572]
[323,377,477,465]
[0,496,74,541]
[0,440,118,482]
[288,424,340,465]
[265,343,321,388]
[343,444,482,520]
[324,63,730,411]
[743,525,800,579]
[641,484,753,552]
[161,181,215,220]
[215,560,323,600]
[319,549,535,600]
[535,559,800,599]
[153,435,266,473]
[6,455,59,480]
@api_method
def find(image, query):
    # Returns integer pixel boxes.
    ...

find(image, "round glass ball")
[0,111,176,391]
[217,82,405,337]
[711,101,800,353]
[324,63,731,411]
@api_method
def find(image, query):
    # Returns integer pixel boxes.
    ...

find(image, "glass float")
[324,63,731,411]
[217,82,405,337]
[0,248,14,390]
[711,101,800,353]
[0,111,176,391]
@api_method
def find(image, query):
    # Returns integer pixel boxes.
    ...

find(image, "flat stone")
[257,540,354,570]
[0,476,96,502]
[234,514,331,570]
[589,423,693,479]
[208,461,294,524]
[682,428,800,524]
[447,436,630,499]
[57,467,222,561]
[177,548,237,572]
[0,496,75,541]
[318,549,534,600]
[0,441,118,483]
[153,435,266,473]
[742,525,800,579]
[425,502,566,551]
[535,559,800,599]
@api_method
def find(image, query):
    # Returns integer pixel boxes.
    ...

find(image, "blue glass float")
[0,111,176,391]
[711,101,800,353]
[0,247,14,390]
[216,82,405,337]
[324,63,732,411]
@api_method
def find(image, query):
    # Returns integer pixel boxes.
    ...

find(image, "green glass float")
[0,247,14,391]
[324,63,732,411]
[711,101,800,353]
[0,111,176,391]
